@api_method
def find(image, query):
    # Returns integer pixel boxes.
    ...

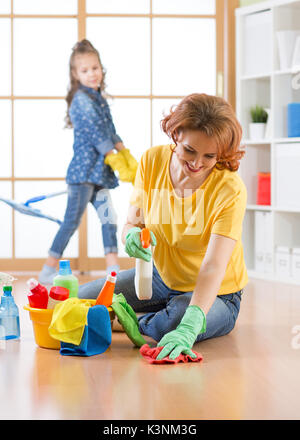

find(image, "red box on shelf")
[257,172,271,205]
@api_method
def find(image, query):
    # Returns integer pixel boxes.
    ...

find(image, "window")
[0,0,222,270]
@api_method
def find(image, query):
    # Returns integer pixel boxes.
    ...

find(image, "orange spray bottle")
[95,271,117,307]
[134,228,153,300]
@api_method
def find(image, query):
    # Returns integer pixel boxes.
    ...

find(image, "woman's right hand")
[125,227,156,262]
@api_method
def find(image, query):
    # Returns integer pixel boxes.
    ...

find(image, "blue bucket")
[287,103,300,137]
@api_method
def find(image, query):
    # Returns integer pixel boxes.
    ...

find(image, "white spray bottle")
[134,228,153,300]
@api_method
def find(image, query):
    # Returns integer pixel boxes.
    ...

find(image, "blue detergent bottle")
[0,286,20,340]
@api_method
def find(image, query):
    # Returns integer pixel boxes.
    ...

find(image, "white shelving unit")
[236,0,300,284]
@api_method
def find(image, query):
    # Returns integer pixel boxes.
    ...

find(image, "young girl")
[39,39,138,284]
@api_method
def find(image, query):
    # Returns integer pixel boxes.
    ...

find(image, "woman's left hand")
[156,305,206,360]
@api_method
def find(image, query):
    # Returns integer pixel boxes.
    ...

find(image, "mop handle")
[24,190,67,206]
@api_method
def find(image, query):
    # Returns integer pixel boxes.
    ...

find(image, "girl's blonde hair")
[65,39,107,128]
[161,93,245,171]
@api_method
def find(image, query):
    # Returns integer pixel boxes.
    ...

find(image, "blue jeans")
[78,265,242,343]
[49,183,118,258]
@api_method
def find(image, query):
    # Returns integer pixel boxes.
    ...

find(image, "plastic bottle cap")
[27,278,38,290]
[49,286,69,301]
[58,260,72,275]
[3,286,13,297]
[140,228,151,249]
[111,271,117,277]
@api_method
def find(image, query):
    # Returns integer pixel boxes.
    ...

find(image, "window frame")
[0,0,236,271]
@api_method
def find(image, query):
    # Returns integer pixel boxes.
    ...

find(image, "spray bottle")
[95,271,117,307]
[53,260,79,298]
[134,228,153,300]
[0,286,20,340]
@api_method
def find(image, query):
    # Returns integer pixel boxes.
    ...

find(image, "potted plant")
[249,105,268,140]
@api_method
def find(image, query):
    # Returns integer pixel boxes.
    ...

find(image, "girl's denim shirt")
[66,85,121,189]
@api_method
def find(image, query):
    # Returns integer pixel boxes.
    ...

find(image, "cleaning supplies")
[47,286,69,310]
[0,272,17,285]
[59,305,112,357]
[95,271,117,307]
[0,286,20,340]
[134,228,153,300]
[26,278,49,309]
[53,260,79,298]
[48,298,91,345]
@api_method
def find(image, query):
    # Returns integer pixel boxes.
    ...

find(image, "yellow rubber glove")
[119,148,138,184]
[104,151,134,183]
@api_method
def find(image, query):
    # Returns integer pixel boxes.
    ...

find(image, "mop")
[0,190,67,225]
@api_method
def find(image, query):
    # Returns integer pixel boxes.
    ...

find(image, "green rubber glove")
[125,227,156,262]
[111,293,147,347]
[156,305,206,360]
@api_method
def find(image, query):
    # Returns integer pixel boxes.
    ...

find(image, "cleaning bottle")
[47,286,69,309]
[134,228,153,300]
[53,260,79,298]
[0,286,20,340]
[95,271,117,307]
[26,278,49,309]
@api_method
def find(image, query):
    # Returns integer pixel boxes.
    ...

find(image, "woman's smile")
[185,161,204,173]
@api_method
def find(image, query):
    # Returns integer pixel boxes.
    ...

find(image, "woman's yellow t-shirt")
[130,145,248,295]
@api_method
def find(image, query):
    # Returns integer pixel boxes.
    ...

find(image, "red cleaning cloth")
[140,344,203,364]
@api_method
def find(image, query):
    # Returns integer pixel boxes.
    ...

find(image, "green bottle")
[53,260,79,298]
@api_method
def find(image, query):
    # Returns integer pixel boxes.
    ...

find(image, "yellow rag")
[48,298,92,345]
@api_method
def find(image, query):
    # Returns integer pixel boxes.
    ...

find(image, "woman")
[78,93,248,361]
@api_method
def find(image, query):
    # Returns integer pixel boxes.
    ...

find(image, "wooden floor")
[1,271,300,420]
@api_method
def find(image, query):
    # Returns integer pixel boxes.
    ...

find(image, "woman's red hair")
[161,93,245,171]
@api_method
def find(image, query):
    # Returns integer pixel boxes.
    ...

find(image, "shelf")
[237,0,300,286]
[248,269,300,285]
[247,205,300,213]
[247,204,272,211]
[241,69,300,78]
[274,206,300,213]
[242,139,271,145]
[236,0,300,16]
[240,73,271,81]
[236,1,273,16]
[274,68,300,75]
[274,137,300,143]
[243,138,300,144]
